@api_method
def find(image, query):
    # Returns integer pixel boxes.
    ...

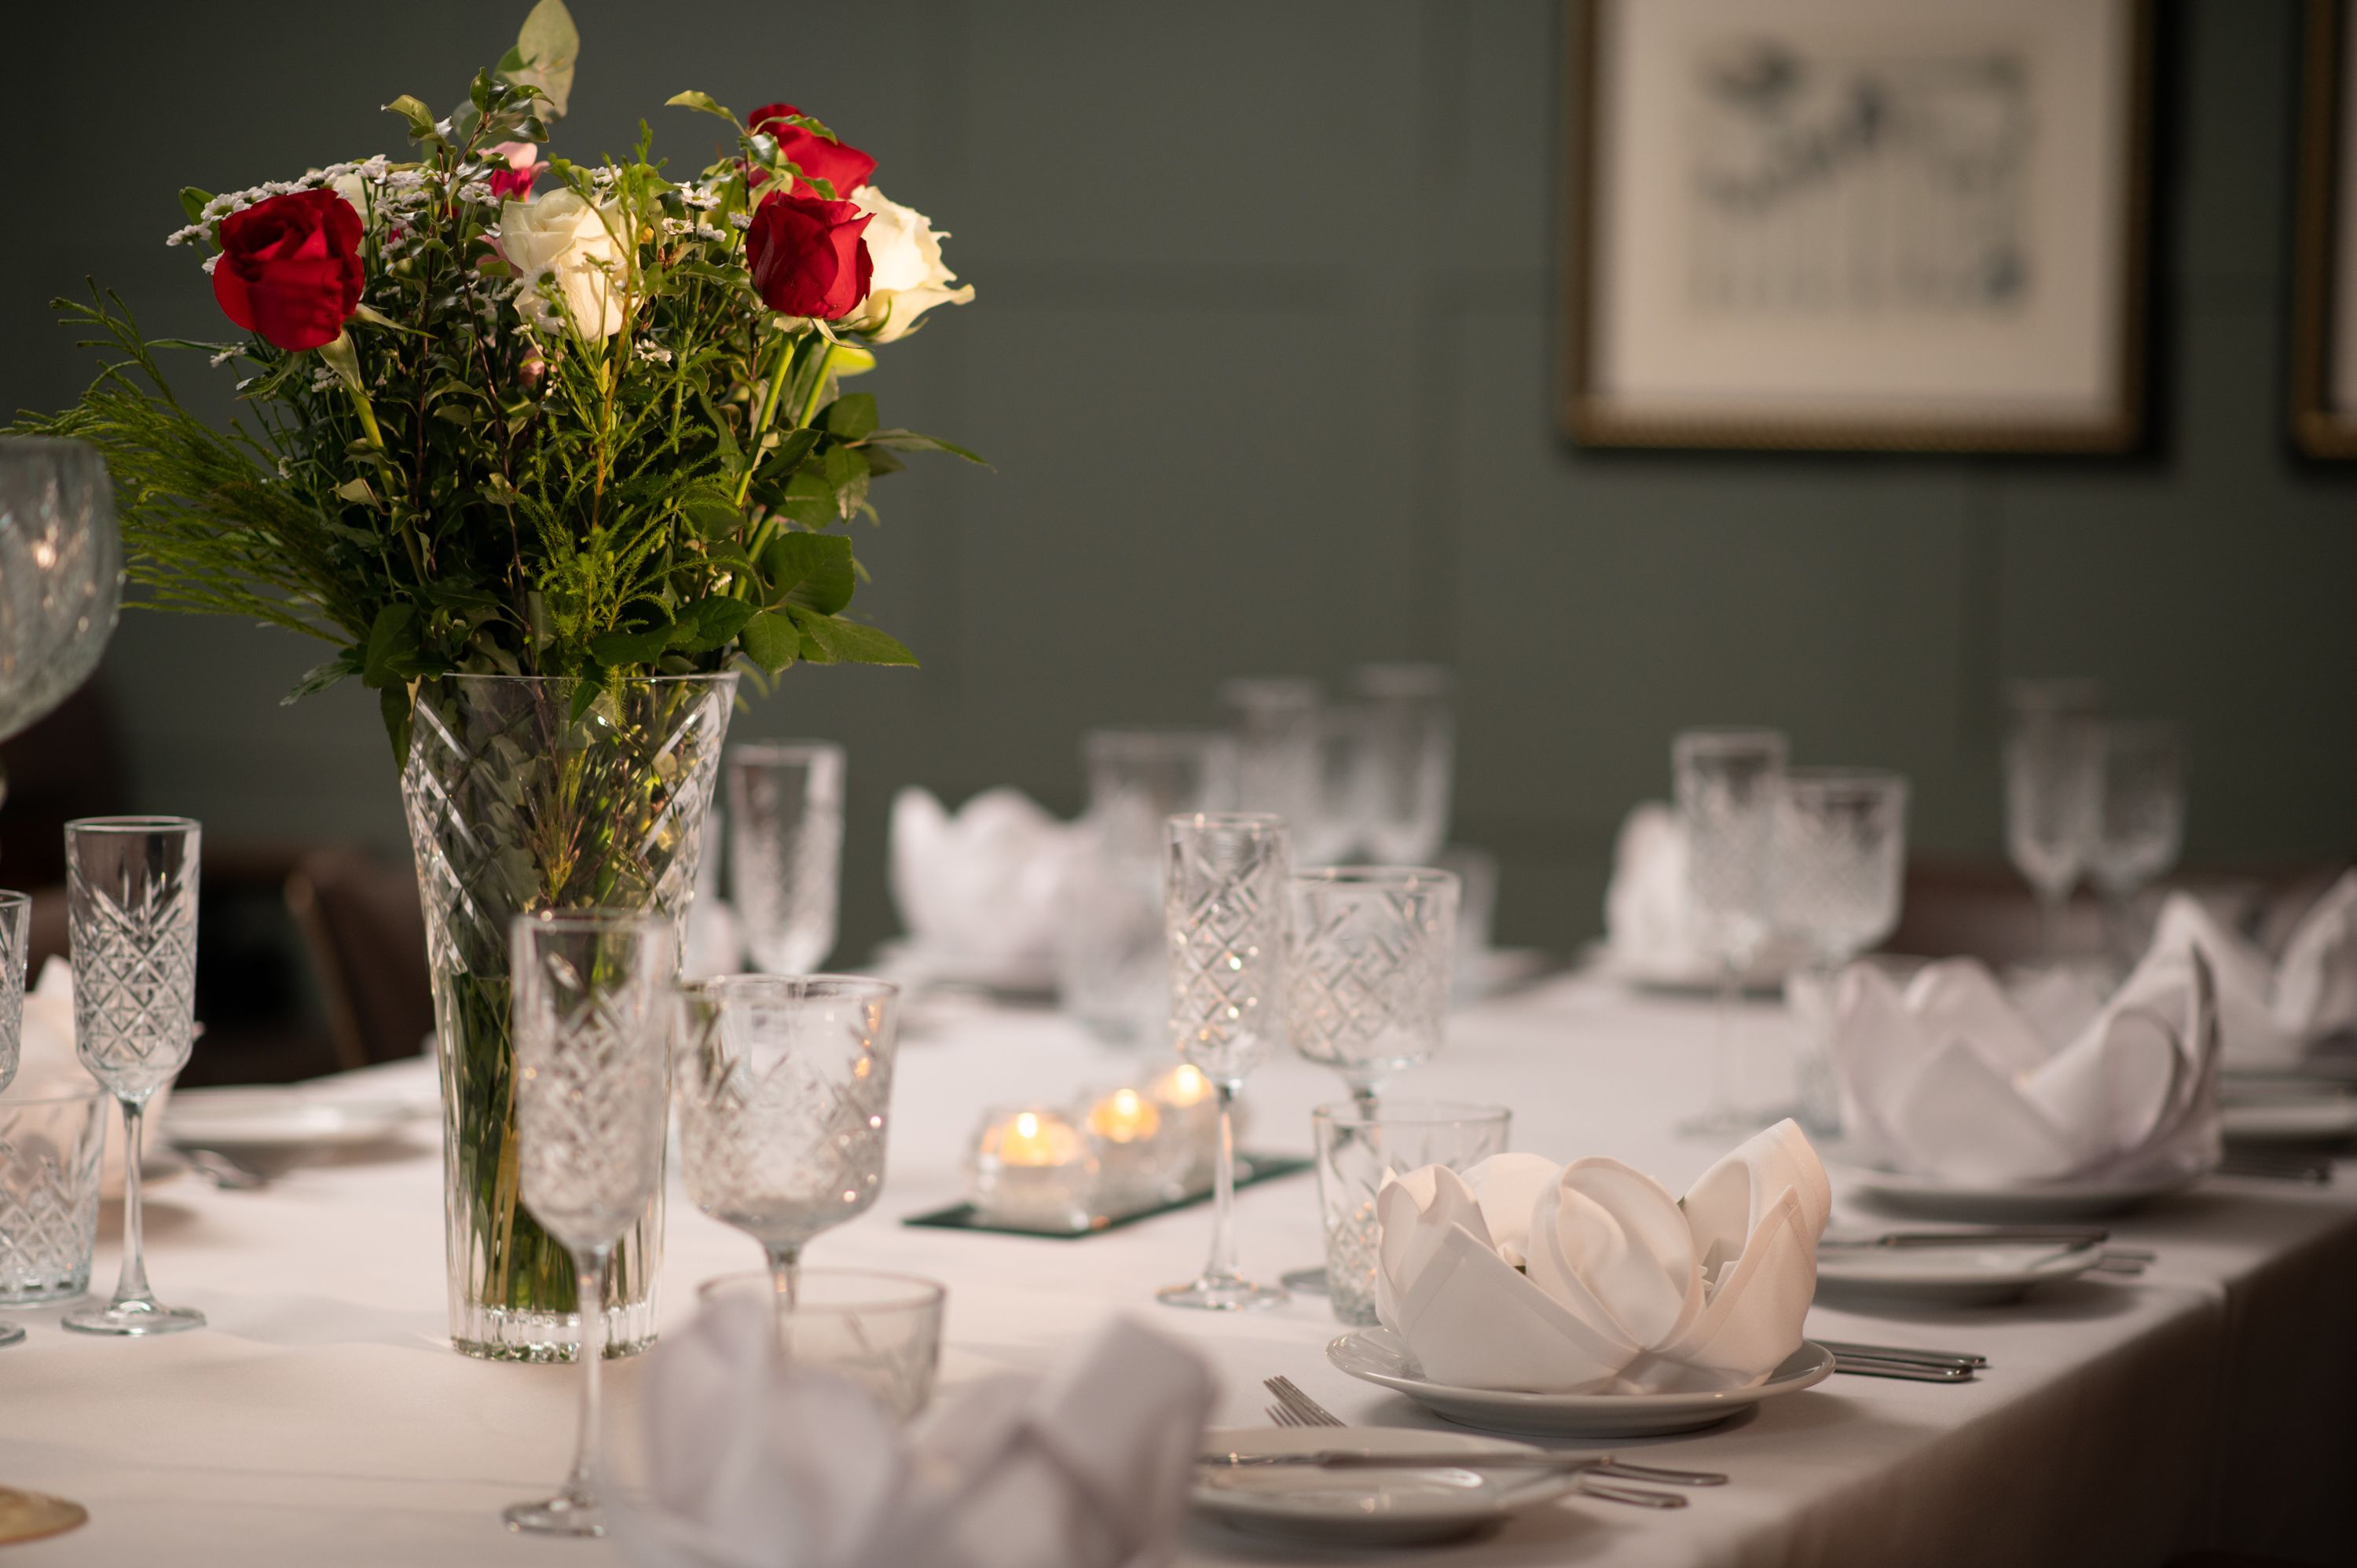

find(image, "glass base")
[503,1494,603,1537]
[0,1322,23,1348]
[450,1299,654,1363]
[1279,1266,1329,1295]
[1158,1275,1288,1313]
[61,1300,203,1336]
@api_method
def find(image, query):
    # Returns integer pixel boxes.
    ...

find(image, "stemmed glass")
[1673,730,1787,1135]
[728,742,847,974]
[61,817,202,1337]
[674,974,901,1308]
[2002,680,2103,968]
[1221,679,1323,843]
[2091,721,2186,966]
[504,910,674,1538]
[1280,866,1458,1293]
[0,888,27,1350]
[1773,771,1908,1134]
[1159,812,1292,1313]
[0,438,123,810]
[1351,664,1454,863]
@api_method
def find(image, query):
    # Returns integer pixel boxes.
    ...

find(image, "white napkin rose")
[2148,874,2357,1066]
[500,189,630,338]
[841,183,973,343]
[1373,1120,1829,1395]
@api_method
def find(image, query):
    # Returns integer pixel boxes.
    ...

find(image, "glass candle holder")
[1080,1085,1188,1213]
[966,1105,1098,1232]
[1142,1062,1224,1195]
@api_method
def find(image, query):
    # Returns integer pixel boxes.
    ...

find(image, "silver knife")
[1199,1450,1605,1471]
[1816,1339,1988,1368]
[1821,1227,2107,1250]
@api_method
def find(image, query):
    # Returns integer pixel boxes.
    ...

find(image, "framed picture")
[1562,0,2154,452]
[2293,0,2357,456]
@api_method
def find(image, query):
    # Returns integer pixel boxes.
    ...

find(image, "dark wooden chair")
[284,847,434,1071]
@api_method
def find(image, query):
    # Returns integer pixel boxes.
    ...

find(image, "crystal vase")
[401,672,735,1361]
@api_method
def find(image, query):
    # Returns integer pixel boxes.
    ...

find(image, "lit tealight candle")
[1087,1087,1163,1145]
[1082,1085,1186,1215]
[1144,1064,1237,1197]
[968,1105,1097,1232]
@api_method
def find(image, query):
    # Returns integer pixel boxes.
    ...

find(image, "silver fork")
[1262,1376,1723,1503]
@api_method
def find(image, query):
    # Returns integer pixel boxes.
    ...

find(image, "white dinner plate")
[1326,1330,1833,1438]
[1832,1160,2212,1222]
[1815,1242,2104,1306]
[164,1087,416,1150]
[1189,1425,1584,1547]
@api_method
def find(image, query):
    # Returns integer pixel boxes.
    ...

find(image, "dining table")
[2,965,2351,1567]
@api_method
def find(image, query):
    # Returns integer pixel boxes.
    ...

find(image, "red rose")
[746,190,873,320]
[211,189,365,353]
[487,141,542,201]
[746,101,876,196]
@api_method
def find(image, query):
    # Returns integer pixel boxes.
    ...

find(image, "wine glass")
[2091,720,2186,966]
[728,742,846,974]
[504,910,674,1538]
[61,818,202,1337]
[1351,664,1454,863]
[0,888,27,1350]
[1773,770,1908,1133]
[1159,812,1291,1313]
[674,974,901,1307]
[1280,866,1457,1294]
[0,439,123,811]
[1673,729,1787,1134]
[1220,678,1323,844]
[2002,680,2103,967]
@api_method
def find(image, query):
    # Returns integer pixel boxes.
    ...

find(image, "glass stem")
[562,1246,610,1510]
[765,1241,801,1311]
[112,1097,154,1310]
[1205,1081,1241,1285]
[1706,965,1742,1122]
[1349,1083,1380,1120]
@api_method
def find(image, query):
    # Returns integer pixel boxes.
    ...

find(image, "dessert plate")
[1190,1425,1584,1546]
[1832,1160,2212,1222]
[164,1086,416,1150]
[1815,1241,2104,1306]
[1326,1331,1831,1438]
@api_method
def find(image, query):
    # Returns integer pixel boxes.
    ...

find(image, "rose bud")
[745,102,876,196]
[487,141,543,202]
[746,190,873,321]
[211,189,365,353]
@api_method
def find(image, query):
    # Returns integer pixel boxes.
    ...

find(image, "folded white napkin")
[1830,942,2220,1185]
[887,787,1080,991]
[2142,874,2357,1067]
[618,1297,1213,1568]
[10,959,170,1190]
[1601,802,1802,983]
[1373,1120,1829,1395]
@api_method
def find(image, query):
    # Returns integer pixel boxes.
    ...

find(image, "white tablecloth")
[3,973,2350,1566]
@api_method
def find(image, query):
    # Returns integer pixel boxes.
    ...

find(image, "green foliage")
[9,0,979,768]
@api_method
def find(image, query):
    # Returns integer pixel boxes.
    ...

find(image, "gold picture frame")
[2293,0,2357,456]
[1561,0,2154,452]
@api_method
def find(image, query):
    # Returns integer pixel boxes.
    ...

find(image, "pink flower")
[487,141,542,202]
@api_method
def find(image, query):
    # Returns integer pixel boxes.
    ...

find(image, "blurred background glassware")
[1436,844,1498,1003]
[60,816,201,1338]
[728,742,846,975]
[1307,702,1377,864]
[2002,680,2105,968]
[1159,811,1291,1313]
[0,438,123,812]
[966,1103,1097,1231]
[1673,729,1788,1134]
[676,974,900,1305]
[1351,664,1455,864]
[505,910,674,1539]
[1312,1100,1509,1325]
[1057,729,1237,1044]
[0,891,26,1096]
[698,1269,945,1423]
[2091,720,2187,967]
[1221,677,1323,841]
[1774,770,1908,1134]
[0,1084,107,1331]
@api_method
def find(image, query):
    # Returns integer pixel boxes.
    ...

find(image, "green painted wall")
[4,0,2349,959]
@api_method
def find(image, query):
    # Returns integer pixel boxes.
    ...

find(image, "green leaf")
[569,679,602,724]
[383,94,445,145]
[739,610,801,673]
[380,684,414,770]
[860,429,990,466]
[778,470,838,529]
[283,647,362,705]
[589,622,674,665]
[178,188,214,225]
[665,90,736,125]
[760,532,854,614]
[361,603,419,689]
[817,393,878,441]
[695,595,758,645]
[787,606,917,667]
[506,0,580,118]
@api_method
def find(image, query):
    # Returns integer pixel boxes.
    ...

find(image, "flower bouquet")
[16,0,977,1359]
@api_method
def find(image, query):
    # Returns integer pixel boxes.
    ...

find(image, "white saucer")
[1190,1425,1583,1547]
[1326,1330,1832,1438]
[2221,1097,2357,1144]
[164,1087,416,1150]
[1815,1242,2105,1306]
[1833,1160,2211,1222]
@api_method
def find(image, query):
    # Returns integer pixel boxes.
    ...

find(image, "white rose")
[842,183,973,343]
[500,189,630,339]
[329,173,369,225]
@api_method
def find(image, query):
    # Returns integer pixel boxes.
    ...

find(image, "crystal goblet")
[1674,729,1788,1134]
[2003,679,2103,968]
[0,888,30,1349]
[728,742,846,975]
[1773,769,1908,1132]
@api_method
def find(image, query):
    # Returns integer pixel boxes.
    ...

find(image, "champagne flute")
[728,742,846,975]
[2091,720,2186,968]
[1158,812,1291,1312]
[1773,770,1908,1134]
[1673,730,1787,1134]
[503,910,673,1538]
[2002,680,2103,969]
[61,818,201,1337]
